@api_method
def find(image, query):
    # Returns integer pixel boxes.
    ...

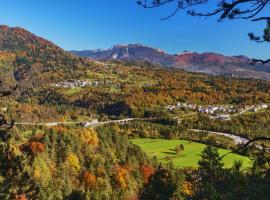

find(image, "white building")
[82,119,99,127]
[0,107,7,112]
[261,104,268,109]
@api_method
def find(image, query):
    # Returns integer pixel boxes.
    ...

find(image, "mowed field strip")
[131,138,252,168]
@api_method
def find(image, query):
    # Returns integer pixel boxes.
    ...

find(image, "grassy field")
[131,138,252,168]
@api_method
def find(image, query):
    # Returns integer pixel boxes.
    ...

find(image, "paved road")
[14,118,250,145]
[189,129,249,145]
[93,118,138,126]
[189,129,270,150]
[14,121,83,126]
[15,118,250,145]
[232,108,253,117]
[209,108,253,121]
[14,118,140,127]
[15,118,268,150]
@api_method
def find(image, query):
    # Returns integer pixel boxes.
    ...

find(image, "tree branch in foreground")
[137,0,270,21]
[250,59,270,66]
[220,137,270,160]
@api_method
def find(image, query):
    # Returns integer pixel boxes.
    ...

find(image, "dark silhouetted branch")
[220,137,270,160]
[138,0,270,21]
[252,17,270,21]
[250,58,270,65]
[138,0,270,65]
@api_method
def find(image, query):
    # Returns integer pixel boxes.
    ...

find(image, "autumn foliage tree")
[140,165,184,200]
[29,141,45,155]
[14,193,28,200]
[140,165,155,184]
[82,171,97,189]
[114,165,129,189]
[66,153,81,172]
[78,128,99,147]
[181,181,193,197]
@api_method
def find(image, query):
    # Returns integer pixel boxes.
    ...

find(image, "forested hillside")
[0,25,270,200]
[1,25,270,121]
[0,25,91,95]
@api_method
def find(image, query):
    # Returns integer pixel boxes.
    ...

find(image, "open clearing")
[131,138,252,168]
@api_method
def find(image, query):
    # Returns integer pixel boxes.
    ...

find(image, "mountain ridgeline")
[1,25,270,119]
[70,44,270,80]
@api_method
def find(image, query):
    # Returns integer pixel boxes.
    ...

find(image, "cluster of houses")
[52,79,118,89]
[166,102,269,120]
[249,104,269,112]
[166,102,236,114]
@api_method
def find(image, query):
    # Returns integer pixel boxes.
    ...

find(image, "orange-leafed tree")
[52,125,68,134]
[140,165,155,184]
[82,171,97,189]
[114,165,129,189]
[14,193,28,200]
[29,141,45,155]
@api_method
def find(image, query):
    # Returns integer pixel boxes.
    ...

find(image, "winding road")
[14,118,249,145]
[15,118,264,148]
[189,129,249,145]
[14,118,140,127]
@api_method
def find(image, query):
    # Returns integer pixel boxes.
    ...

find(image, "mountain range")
[70,44,270,80]
[0,24,269,82]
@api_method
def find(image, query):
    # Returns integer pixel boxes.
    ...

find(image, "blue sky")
[0,0,269,59]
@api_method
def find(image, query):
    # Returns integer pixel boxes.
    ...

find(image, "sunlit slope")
[132,138,252,168]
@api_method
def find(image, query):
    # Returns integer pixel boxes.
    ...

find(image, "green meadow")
[131,138,252,168]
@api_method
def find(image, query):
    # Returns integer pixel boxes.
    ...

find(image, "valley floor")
[131,138,252,168]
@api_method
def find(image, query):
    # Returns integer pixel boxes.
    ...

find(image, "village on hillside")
[51,79,120,89]
[166,102,269,120]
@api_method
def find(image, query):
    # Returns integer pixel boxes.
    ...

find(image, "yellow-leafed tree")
[78,129,99,147]
[66,154,81,172]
